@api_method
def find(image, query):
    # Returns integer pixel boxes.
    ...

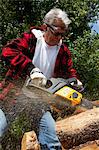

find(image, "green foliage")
[10,114,30,140]
[72,32,99,99]
[64,31,99,99]
[57,0,99,39]
[0,0,28,47]
[1,113,31,150]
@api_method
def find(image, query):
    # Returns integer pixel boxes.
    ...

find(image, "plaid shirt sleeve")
[1,31,36,78]
[53,44,77,79]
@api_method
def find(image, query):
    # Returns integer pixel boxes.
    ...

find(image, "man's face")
[44,19,67,46]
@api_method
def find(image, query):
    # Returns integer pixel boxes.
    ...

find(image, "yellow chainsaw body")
[55,86,82,106]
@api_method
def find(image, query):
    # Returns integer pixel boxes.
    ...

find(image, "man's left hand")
[77,79,83,87]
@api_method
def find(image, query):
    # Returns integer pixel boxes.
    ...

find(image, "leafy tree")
[72,32,99,99]
[56,0,99,39]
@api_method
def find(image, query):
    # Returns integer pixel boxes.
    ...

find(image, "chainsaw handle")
[46,77,78,94]
[46,80,67,94]
[64,77,77,85]
[69,78,85,93]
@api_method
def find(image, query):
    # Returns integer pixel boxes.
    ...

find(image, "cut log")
[78,143,99,150]
[21,131,40,150]
[56,108,99,149]
[70,140,99,150]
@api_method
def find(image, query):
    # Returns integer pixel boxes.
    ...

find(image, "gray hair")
[43,8,71,28]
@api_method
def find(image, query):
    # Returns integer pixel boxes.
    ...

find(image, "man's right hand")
[26,68,47,87]
[30,67,46,79]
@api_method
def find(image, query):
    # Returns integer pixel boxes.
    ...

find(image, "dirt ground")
[0,78,99,150]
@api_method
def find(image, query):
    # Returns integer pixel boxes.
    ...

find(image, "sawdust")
[0,78,99,150]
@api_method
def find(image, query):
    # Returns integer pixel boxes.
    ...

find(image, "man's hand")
[77,79,83,86]
[74,79,84,92]
[70,78,83,92]
[30,68,45,79]
[70,79,82,86]
[26,68,47,87]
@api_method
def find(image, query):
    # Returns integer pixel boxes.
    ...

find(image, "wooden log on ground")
[68,140,99,150]
[56,108,99,149]
[21,131,40,150]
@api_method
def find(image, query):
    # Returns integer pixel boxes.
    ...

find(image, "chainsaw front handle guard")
[46,77,78,94]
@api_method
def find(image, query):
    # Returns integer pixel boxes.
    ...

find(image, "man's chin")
[48,41,59,46]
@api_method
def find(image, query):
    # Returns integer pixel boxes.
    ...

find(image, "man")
[1,8,82,150]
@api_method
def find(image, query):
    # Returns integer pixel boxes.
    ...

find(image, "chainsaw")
[25,77,95,112]
[45,77,83,106]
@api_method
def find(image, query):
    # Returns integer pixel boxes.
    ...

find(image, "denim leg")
[0,109,7,137]
[38,111,61,150]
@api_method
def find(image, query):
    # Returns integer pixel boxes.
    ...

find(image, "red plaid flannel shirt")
[1,26,77,79]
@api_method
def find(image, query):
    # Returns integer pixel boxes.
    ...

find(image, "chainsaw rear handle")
[46,77,78,94]
[67,78,85,93]
[64,77,77,85]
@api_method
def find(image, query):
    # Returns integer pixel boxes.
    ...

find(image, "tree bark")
[56,108,99,149]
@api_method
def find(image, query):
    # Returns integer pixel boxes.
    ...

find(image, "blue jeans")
[0,109,7,137]
[38,111,61,150]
